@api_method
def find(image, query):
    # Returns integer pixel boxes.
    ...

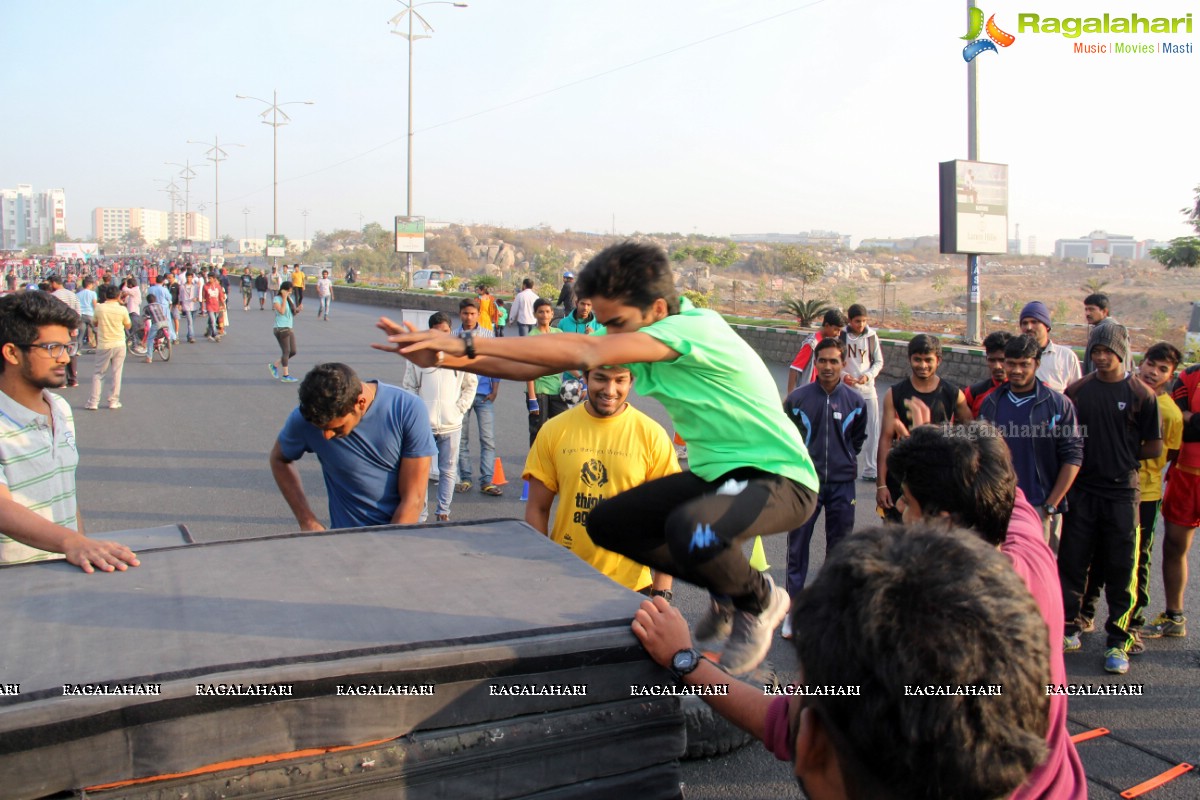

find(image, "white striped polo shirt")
[0,389,79,564]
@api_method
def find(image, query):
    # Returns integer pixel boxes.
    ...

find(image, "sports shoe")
[1128,629,1145,656]
[1142,612,1187,638]
[1103,647,1129,675]
[84,404,98,411]
[780,614,794,640]
[720,577,790,675]
[1078,615,1095,634]
[108,402,123,410]
[1063,633,1081,652]
[694,596,735,643]
[280,375,298,383]
[269,363,279,380]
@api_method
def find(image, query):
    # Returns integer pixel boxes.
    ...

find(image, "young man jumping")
[378,242,819,674]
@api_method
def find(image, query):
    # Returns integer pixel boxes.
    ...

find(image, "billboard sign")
[53,243,99,260]
[939,160,1009,255]
[395,216,426,254]
[266,235,286,258]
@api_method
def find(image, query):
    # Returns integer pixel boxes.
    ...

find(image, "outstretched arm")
[374,318,679,378]
[0,487,139,573]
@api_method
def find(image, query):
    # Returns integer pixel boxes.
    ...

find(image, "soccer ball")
[559,378,586,407]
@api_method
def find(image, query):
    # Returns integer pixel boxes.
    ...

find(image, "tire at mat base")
[682,663,779,760]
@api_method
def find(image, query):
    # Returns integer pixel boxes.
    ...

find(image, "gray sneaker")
[720,577,790,675]
[694,596,735,643]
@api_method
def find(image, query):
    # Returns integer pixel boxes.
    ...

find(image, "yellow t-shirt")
[523,402,680,591]
[1139,392,1183,501]
[94,302,131,349]
[292,270,306,288]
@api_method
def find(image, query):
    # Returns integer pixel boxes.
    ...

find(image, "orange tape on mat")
[85,736,397,792]
[1120,763,1194,799]
[1070,727,1110,744]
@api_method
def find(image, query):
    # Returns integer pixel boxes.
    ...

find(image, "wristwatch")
[461,330,476,359]
[669,648,703,681]
[649,589,673,602]
[1043,504,1059,516]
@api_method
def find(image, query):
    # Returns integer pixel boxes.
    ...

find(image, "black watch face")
[672,649,698,672]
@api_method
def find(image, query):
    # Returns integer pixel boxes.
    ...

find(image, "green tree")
[121,227,147,251]
[475,274,500,291]
[1081,277,1109,294]
[778,245,824,301]
[1151,184,1200,269]
[681,289,710,309]
[427,236,471,272]
[833,284,859,311]
[1151,238,1200,269]
[1149,310,1173,340]
[745,248,780,275]
[781,297,833,328]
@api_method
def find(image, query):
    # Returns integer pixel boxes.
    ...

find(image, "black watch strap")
[462,330,476,359]
[649,589,673,602]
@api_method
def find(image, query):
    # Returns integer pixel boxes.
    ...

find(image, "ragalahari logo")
[962,7,1016,62]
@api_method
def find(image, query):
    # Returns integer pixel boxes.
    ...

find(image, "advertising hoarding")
[939,160,1009,255]
[395,216,425,254]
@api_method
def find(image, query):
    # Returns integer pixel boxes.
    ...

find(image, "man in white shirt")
[1020,301,1081,393]
[316,270,334,321]
[512,278,539,336]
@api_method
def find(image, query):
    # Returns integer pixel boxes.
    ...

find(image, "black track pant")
[1060,487,1138,651]
[587,468,817,613]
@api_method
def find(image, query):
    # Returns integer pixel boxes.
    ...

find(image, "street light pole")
[165,160,204,241]
[389,1,467,286]
[236,91,314,266]
[189,135,244,250]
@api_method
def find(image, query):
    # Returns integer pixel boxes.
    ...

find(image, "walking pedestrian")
[269,281,299,383]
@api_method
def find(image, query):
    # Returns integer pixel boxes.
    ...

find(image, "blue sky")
[3,0,1197,252]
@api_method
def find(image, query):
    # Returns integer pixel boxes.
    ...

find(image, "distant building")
[1,184,66,249]
[92,208,210,246]
[1054,230,1160,265]
[730,230,851,249]
[857,235,939,252]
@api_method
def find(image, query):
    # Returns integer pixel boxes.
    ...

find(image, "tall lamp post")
[165,160,205,241]
[189,135,244,251]
[389,0,467,286]
[235,90,314,266]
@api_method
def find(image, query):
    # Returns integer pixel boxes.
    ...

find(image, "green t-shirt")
[628,304,818,490]
[529,327,563,395]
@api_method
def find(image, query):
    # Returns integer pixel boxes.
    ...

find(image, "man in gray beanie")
[1020,301,1081,392]
[1060,321,1162,676]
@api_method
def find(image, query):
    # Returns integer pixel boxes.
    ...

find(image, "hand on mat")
[64,535,140,573]
[373,318,464,367]
[631,597,693,668]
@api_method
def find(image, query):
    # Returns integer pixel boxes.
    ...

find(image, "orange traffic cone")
[491,457,508,486]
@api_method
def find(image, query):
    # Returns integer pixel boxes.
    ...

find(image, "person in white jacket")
[838,304,885,481]
[403,311,479,521]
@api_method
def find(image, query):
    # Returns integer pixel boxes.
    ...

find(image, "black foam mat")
[0,520,682,798]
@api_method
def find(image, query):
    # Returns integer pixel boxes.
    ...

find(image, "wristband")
[650,589,673,602]
[527,398,539,413]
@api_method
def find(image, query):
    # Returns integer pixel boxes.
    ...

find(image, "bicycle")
[127,312,172,362]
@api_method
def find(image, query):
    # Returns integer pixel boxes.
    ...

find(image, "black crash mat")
[0,520,684,799]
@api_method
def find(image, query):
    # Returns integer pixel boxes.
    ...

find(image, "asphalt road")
[68,296,1199,799]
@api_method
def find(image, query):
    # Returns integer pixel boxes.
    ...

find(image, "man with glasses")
[0,292,140,572]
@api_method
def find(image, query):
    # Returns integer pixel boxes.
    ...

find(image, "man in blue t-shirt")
[269,362,436,530]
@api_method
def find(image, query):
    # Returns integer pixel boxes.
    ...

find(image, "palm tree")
[1081,277,1109,294]
[781,297,832,328]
